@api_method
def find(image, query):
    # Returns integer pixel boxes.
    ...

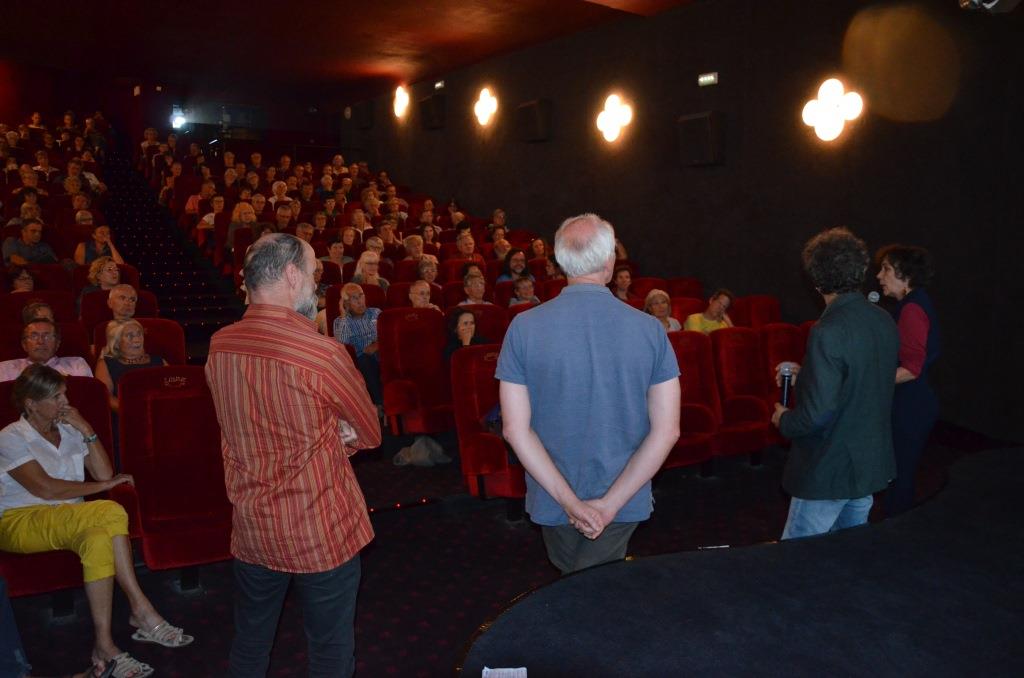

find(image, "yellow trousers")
[0,500,128,583]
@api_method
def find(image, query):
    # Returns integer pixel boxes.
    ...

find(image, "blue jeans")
[781,495,873,540]
[230,556,361,678]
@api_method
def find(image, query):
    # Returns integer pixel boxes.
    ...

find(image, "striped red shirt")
[205,304,380,573]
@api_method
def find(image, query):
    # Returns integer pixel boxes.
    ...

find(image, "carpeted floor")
[10,423,1010,677]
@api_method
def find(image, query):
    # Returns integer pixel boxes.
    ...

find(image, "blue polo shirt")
[496,283,679,525]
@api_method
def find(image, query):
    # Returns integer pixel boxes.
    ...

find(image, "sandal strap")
[109,652,152,678]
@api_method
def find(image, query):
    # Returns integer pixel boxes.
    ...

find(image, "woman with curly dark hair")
[875,244,941,517]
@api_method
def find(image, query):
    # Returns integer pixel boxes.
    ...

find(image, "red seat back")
[631,277,668,300]
[25,264,72,291]
[0,375,114,455]
[671,297,705,325]
[393,259,420,283]
[493,281,516,308]
[118,366,231,526]
[508,301,540,322]
[527,258,548,282]
[378,307,449,398]
[538,278,567,301]
[0,291,76,323]
[711,327,771,403]
[743,295,781,328]
[668,331,723,423]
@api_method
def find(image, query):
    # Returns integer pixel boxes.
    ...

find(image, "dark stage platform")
[461,449,1024,677]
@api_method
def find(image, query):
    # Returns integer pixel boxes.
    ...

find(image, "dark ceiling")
[3,0,692,101]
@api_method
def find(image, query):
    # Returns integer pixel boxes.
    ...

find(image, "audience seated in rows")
[509,277,540,307]
[74,223,124,266]
[3,220,57,266]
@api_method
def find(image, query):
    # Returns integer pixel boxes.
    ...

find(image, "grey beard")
[295,293,318,321]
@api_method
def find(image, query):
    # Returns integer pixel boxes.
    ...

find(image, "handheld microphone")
[867,291,880,303]
[779,362,796,407]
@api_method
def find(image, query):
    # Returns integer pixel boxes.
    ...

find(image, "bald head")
[554,213,616,280]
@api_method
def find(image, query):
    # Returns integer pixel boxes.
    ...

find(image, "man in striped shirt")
[206,233,381,677]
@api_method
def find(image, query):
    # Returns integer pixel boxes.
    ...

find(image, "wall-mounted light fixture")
[802,78,863,141]
[474,88,498,126]
[394,85,410,118]
[596,94,633,142]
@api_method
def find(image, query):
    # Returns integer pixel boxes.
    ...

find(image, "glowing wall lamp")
[596,94,633,142]
[474,87,498,126]
[802,78,863,141]
[393,85,410,118]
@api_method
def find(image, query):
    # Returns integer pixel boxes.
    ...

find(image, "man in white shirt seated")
[0,318,93,381]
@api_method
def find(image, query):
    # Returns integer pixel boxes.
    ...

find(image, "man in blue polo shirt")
[497,213,680,575]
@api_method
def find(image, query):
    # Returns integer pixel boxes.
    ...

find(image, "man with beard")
[205,234,380,677]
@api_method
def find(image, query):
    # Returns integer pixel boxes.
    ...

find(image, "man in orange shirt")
[206,233,380,677]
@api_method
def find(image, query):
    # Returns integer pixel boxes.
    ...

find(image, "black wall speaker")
[354,101,374,130]
[419,94,445,130]
[516,99,552,142]
[677,111,724,166]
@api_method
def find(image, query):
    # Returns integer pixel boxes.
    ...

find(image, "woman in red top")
[876,244,941,517]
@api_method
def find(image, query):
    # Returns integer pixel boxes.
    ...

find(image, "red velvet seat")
[505,229,537,246]
[321,260,342,285]
[668,277,703,299]
[118,366,232,571]
[0,290,76,323]
[508,301,540,322]
[493,281,516,308]
[378,307,453,435]
[0,376,140,597]
[757,322,805,406]
[527,258,548,282]
[671,297,705,326]
[664,331,719,469]
[732,294,781,328]
[538,278,567,301]
[440,257,480,283]
[71,263,142,299]
[485,259,504,285]
[386,281,443,309]
[445,304,509,345]
[393,258,420,282]
[709,327,772,457]
[631,277,668,300]
[92,317,187,366]
[25,263,73,291]
[450,344,526,498]
[79,289,159,336]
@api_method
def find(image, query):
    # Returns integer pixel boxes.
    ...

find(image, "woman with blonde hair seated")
[94,320,167,414]
[350,251,389,292]
[644,289,681,332]
[0,365,192,677]
[77,256,122,311]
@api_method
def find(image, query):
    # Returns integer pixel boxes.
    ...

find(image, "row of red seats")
[0,368,231,598]
[0,288,159,338]
[1,262,140,298]
[447,323,814,499]
[0,316,186,366]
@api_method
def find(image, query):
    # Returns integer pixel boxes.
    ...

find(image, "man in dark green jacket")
[771,227,898,539]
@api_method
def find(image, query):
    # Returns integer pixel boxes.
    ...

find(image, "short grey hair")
[554,213,615,278]
[244,233,308,292]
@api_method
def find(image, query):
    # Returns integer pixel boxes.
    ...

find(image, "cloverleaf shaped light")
[393,85,410,118]
[474,88,498,126]
[596,94,633,142]
[802,78,863,141]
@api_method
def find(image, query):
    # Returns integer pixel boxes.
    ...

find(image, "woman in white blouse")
[0,365,192,677]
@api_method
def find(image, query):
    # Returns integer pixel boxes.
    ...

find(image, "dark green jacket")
[780,292,898,499]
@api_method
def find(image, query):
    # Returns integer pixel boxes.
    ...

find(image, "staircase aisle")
[101,150,245,363]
